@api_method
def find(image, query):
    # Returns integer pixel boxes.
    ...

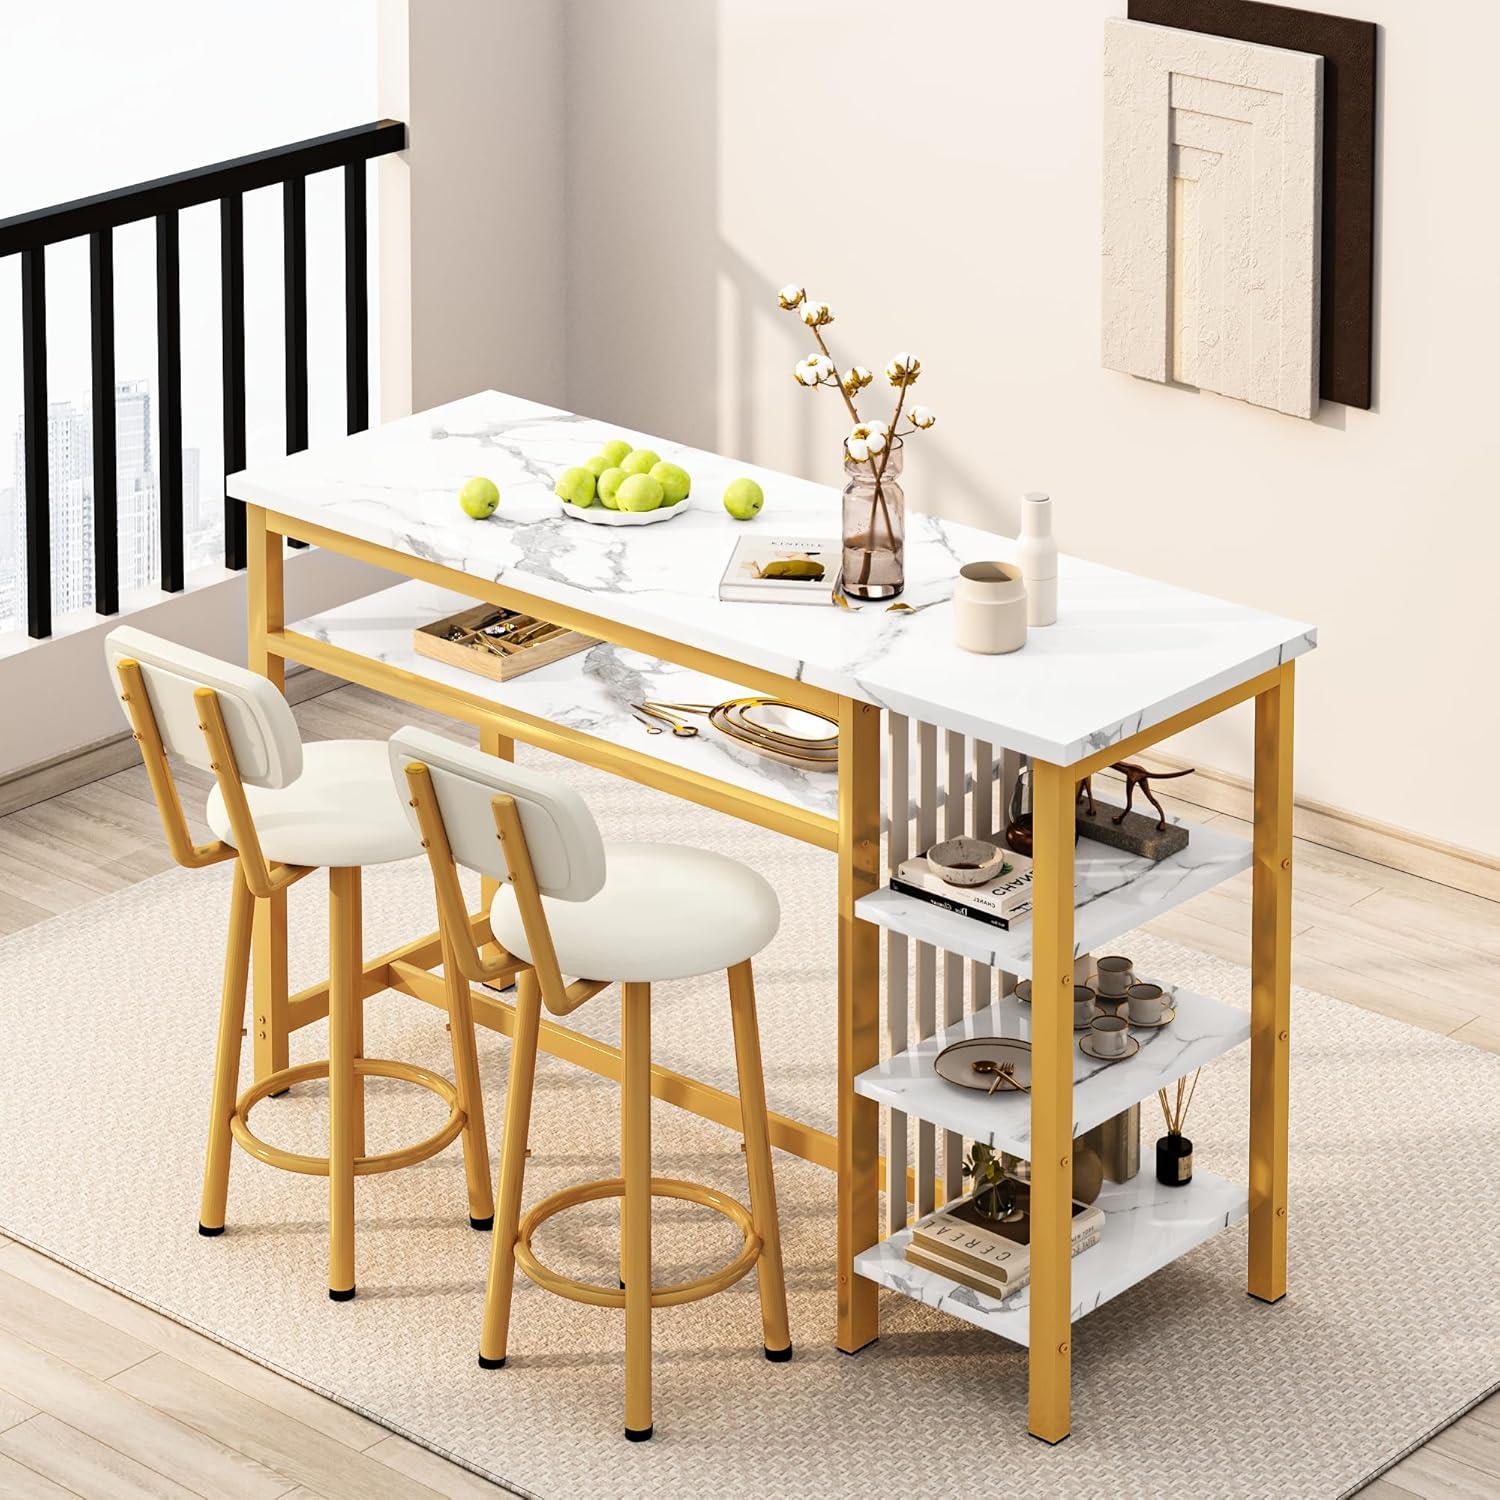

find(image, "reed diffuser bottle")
[1155,1069,1200,1187]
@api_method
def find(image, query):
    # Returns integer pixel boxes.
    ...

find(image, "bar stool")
[105,628,494,1300]
[390,726,791,1441]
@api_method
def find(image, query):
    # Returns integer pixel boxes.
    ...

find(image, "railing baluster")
[90,230,118,615]
[885,712,911,1237]
[221,192,247,570]
[914,720,938,1219]
[343,161,368,435]
[20,247,50,639]
[283,175,310,547]
[970,739,994,1012]
[155,211,184,593]
[942,730,966,1202]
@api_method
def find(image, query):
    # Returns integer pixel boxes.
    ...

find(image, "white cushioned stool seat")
[489,843,779,983]
[207,740,421,868]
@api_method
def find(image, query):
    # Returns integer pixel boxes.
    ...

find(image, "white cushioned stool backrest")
[389,726,606,902]
[105,625,303,790]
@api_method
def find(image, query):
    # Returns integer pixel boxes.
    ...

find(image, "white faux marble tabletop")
[230,391,1316,764]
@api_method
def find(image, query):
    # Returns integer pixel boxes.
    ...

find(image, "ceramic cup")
[1127,982,1167,1025]
[953,561,1028,655]
[1095,955,1134,999]
[1073,984,1098,1028]
[1089,1014,1130,1057]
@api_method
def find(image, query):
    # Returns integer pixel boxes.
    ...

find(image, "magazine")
[718,536,839,605]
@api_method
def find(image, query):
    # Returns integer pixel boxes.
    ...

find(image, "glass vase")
[841,441,904,599]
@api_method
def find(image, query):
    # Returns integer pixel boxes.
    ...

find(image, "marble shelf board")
[856,814,1249,966]
[854,975,1249,1155]
[231,390,1316,765]
[854,1170,1248,1346]
[291,582,1005,833]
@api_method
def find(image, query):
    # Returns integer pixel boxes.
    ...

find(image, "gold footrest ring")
[230,1058,464,1177]
[514,1176,763,1309]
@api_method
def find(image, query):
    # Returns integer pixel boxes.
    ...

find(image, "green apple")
[650,461,691,505]
[599,438,632,467]
[722,477,764,520]
[583,454,611,479]
[597,466,627,509]
[620,448,662,476]
[458,476,500,518]
[554,466,597,507]
[615,473,664,512]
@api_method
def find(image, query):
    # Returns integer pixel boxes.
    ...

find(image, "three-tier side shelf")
[852,815,1253,1344]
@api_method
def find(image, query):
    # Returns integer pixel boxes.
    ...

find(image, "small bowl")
[927,836,1007,887]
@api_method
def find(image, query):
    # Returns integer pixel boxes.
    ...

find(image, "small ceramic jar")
[953,561,1027,654]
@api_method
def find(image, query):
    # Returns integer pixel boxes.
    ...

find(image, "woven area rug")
[0,747,1496,1499]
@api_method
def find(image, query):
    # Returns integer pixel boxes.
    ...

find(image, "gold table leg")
[836,698,880,1355]
[1029,758,1077,1444]
[1250,661,1294,1302]
[247,507,290,1086]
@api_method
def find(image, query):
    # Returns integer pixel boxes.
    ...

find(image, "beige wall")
[562,0,1500,859]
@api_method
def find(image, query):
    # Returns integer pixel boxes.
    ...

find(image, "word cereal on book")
[905,1190,1104,1300]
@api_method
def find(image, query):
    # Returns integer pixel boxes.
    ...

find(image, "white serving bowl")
[555,496,687,527]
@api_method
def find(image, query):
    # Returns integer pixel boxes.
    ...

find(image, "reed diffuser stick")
[1158,1068,1201,1135]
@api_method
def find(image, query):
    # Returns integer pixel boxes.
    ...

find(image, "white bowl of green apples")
[553,438,692,525]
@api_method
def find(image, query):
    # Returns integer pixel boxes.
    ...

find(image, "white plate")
[739,700,839,745]
[555,496,687,526]
[933,1036,1033,1092]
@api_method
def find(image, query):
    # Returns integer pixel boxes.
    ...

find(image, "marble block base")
[1078,801,1190,861]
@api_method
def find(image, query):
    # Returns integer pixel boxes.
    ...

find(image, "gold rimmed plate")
[933,1035,1033,1093]
[1127,1006,1177,1030]
[736,699,839,746]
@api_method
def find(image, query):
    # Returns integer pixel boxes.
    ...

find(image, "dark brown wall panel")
[1127,0,1377,409]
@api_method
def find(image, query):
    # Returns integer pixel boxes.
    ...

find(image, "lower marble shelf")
[853,1170,1248,1347]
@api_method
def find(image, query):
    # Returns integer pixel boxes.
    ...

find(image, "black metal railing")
[0,119,406,639]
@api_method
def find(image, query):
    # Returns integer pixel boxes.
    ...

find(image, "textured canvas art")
[1102,19,1324,418]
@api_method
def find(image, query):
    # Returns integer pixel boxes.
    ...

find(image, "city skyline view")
[0,1,378,639]
[0,377,209,631]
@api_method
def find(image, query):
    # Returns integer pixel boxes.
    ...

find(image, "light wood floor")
[0,682,1494,1499]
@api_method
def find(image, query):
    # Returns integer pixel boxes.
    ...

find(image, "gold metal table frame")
[245,504,1292,1444]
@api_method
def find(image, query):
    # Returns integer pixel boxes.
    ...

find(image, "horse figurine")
[1077,762,1194,832]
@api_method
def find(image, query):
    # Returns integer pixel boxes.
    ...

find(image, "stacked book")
[892,841,1035,930]
[904,1189,1105,1300]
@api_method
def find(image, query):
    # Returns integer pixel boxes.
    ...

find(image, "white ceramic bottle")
[1018,491,1057,626]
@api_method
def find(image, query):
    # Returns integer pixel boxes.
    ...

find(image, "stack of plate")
[707,697,838,773]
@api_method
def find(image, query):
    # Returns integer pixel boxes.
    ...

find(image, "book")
[890,842,1035,930]
[718,535,839,605]
[906,1228,1103,1301]
[906,1190,1104,1290]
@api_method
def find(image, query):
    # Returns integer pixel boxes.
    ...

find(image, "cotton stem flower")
[777,283,806,310]
[845,421,889,463]
[841,365,874,398]
[794,353,835,388]
[801,300,835,327]
[885,351,922,387]
[908,405,936,429]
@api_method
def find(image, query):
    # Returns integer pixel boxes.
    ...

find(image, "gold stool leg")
[621,981,653,1441]
[479,969,543,1367]
[441,925,495,1229]
[328,866,358,1300]
[199,862,255,1235]
[727,960,792,1361]
[346,870,365,1160]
